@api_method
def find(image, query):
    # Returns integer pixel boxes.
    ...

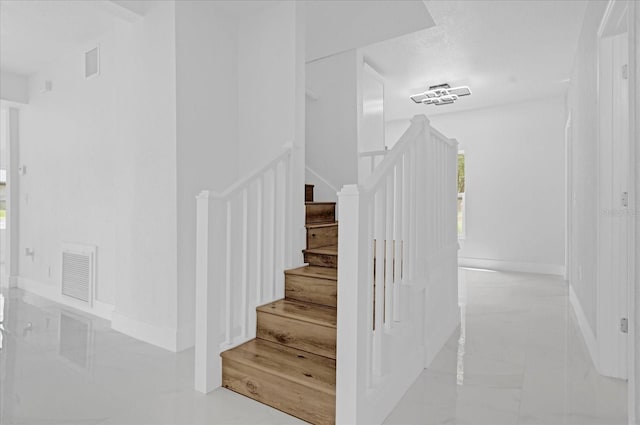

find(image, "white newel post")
[412,115,429,281]
[450,139,459,247]
[336,184,366,424]
[195,191,221,393]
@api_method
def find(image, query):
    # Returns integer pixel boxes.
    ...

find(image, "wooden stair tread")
[285,265,337,281]
[306,222,338,229]
[221,339,336,396]
[305,184,314,203]
[303,245,338,256]
[221,185,338,424]
[258,299,336,328]
[285,266,337,308]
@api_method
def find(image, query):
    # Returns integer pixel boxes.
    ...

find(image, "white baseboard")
[17,276,114,321]
[177,321,195,352]
[459,257,565,276]
[111,311,177,352]
[111,312,194,352]
[1,275,18,289]
[569,284,600,373]
[16,276,196,353]
[425,306,460,367]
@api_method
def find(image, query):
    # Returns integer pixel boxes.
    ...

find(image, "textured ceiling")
[361,0,588,119]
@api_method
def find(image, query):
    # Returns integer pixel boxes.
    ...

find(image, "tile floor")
[385,269,627,425]
[0,269,628,425]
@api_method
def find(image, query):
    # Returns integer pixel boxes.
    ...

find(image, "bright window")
[457,152,465,238]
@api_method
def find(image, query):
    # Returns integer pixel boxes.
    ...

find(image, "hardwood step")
[306,222,338,249]
[285,266,337,308]
[305,202,336,225]
[303,245,338,268]
[305,184,314,203]
[221,339,336,425]
[257,299,336,359]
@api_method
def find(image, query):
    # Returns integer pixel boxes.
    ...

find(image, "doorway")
[0,107,19,289]
[0,109,8,286]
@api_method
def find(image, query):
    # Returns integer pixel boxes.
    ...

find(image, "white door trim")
[3,108,20,288]
[627,0,639,422]
[564,112,572,282]
[596,0,631,381]
[598,1,639,422]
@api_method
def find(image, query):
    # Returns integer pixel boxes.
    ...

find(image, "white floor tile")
[1,269,628,425]
[384,269,627,425]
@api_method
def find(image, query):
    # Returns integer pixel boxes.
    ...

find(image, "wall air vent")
[61,244,96,305]
[85,46,100,79]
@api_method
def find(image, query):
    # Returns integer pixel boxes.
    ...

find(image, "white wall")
[20,26,120,306]
[237,1,298,176]
[358,63,385,182]
[175,0,239,351]
[306,50,359,194]
[233,0,305,264]
[174,0,303,349]
[389,96,566,275]
[18,1,182,350]
[0,71,28,104]
[360,64,385,153]
[15,0,305,352]
[386,118,410,149]
[15,0,304,352]
[110,2,179,350]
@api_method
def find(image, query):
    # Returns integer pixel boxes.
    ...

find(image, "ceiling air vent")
[85,46,100,79]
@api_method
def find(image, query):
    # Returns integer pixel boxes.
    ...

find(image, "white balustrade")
[337,115,459,424]
[195,146,293,393]
[359,149,389,180]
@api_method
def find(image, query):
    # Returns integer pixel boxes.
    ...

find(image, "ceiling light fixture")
[410,83,471,106]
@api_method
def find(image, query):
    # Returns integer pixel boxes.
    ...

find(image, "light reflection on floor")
[0,268,629,425]
[384,268,627,425]
[0,288,306,425]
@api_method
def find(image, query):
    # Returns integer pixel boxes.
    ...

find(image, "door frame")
[564,111,572,282]
[626,1,639,422]
[0,106,19,289]
[598,1,638,422]
[596,0,631,381]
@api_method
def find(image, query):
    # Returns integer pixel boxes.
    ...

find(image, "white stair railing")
[359,149,388,181]
[337,115,459,424]
[195,144,293,393]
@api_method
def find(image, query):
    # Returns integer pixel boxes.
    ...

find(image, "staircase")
[220,184,338,425]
